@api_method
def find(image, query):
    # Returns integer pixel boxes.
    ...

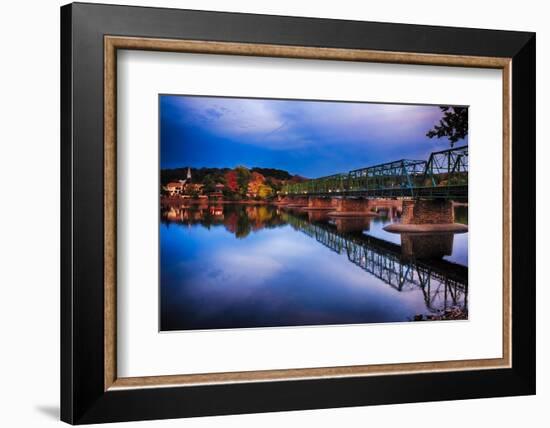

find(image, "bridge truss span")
[282,145,468,200]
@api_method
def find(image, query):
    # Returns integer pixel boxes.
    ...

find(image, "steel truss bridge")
[282,145,468,200]
[283,213,468,314]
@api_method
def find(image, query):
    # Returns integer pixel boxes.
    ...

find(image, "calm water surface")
[160,203,468,331]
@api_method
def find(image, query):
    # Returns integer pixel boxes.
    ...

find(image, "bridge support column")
[334,198,372,213]
[401,199,454,225]
[370,199,402,220]
[308,197,334,209]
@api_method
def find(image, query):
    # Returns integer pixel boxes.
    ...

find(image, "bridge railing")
[281,145,468,198]
[293,173,349,195]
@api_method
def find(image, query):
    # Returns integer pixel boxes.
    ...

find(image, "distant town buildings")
[160,165,294,201]
[208,183,225,200]
[162,167,224,199]
[164,181,185,197]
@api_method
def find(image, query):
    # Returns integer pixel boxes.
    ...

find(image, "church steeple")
[186,167,192,181]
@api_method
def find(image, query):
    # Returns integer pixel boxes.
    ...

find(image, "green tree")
[426,106,468,147]
[235,166,251,198]
[202,174,216,193]
[235,211,251,238]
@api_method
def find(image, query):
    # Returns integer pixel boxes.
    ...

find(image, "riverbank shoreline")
[161,197,272,206]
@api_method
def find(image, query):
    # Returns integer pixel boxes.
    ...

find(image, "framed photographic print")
[60,2,536,424]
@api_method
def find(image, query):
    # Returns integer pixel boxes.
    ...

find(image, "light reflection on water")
[160,203,468,331]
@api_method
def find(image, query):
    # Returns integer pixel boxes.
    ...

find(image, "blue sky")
[160,95,467,178]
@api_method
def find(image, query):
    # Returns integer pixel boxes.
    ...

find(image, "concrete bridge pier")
[384,198,467,237]
[307,197,334,209]
[332,198,374,215]
[370,199,403,220]
[401,199,454,225]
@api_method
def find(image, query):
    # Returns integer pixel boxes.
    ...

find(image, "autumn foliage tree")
[163,165,285,201]
[257,184,273,198]
[247,171,265,197]
[224,170,238,192]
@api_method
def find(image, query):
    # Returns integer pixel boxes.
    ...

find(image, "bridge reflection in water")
[161,202,468,320]
[282,211,467,316]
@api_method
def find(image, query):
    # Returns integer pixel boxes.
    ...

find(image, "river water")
[160,202,468,331]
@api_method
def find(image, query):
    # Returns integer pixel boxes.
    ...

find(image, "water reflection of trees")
[161,202,468,318]
[160,203,287,239]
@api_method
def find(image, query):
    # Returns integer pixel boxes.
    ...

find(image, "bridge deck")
[295,184,468,199]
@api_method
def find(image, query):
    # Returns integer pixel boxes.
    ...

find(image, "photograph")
[159,95,469,331]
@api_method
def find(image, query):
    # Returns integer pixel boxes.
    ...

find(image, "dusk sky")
[160,95,467,178]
